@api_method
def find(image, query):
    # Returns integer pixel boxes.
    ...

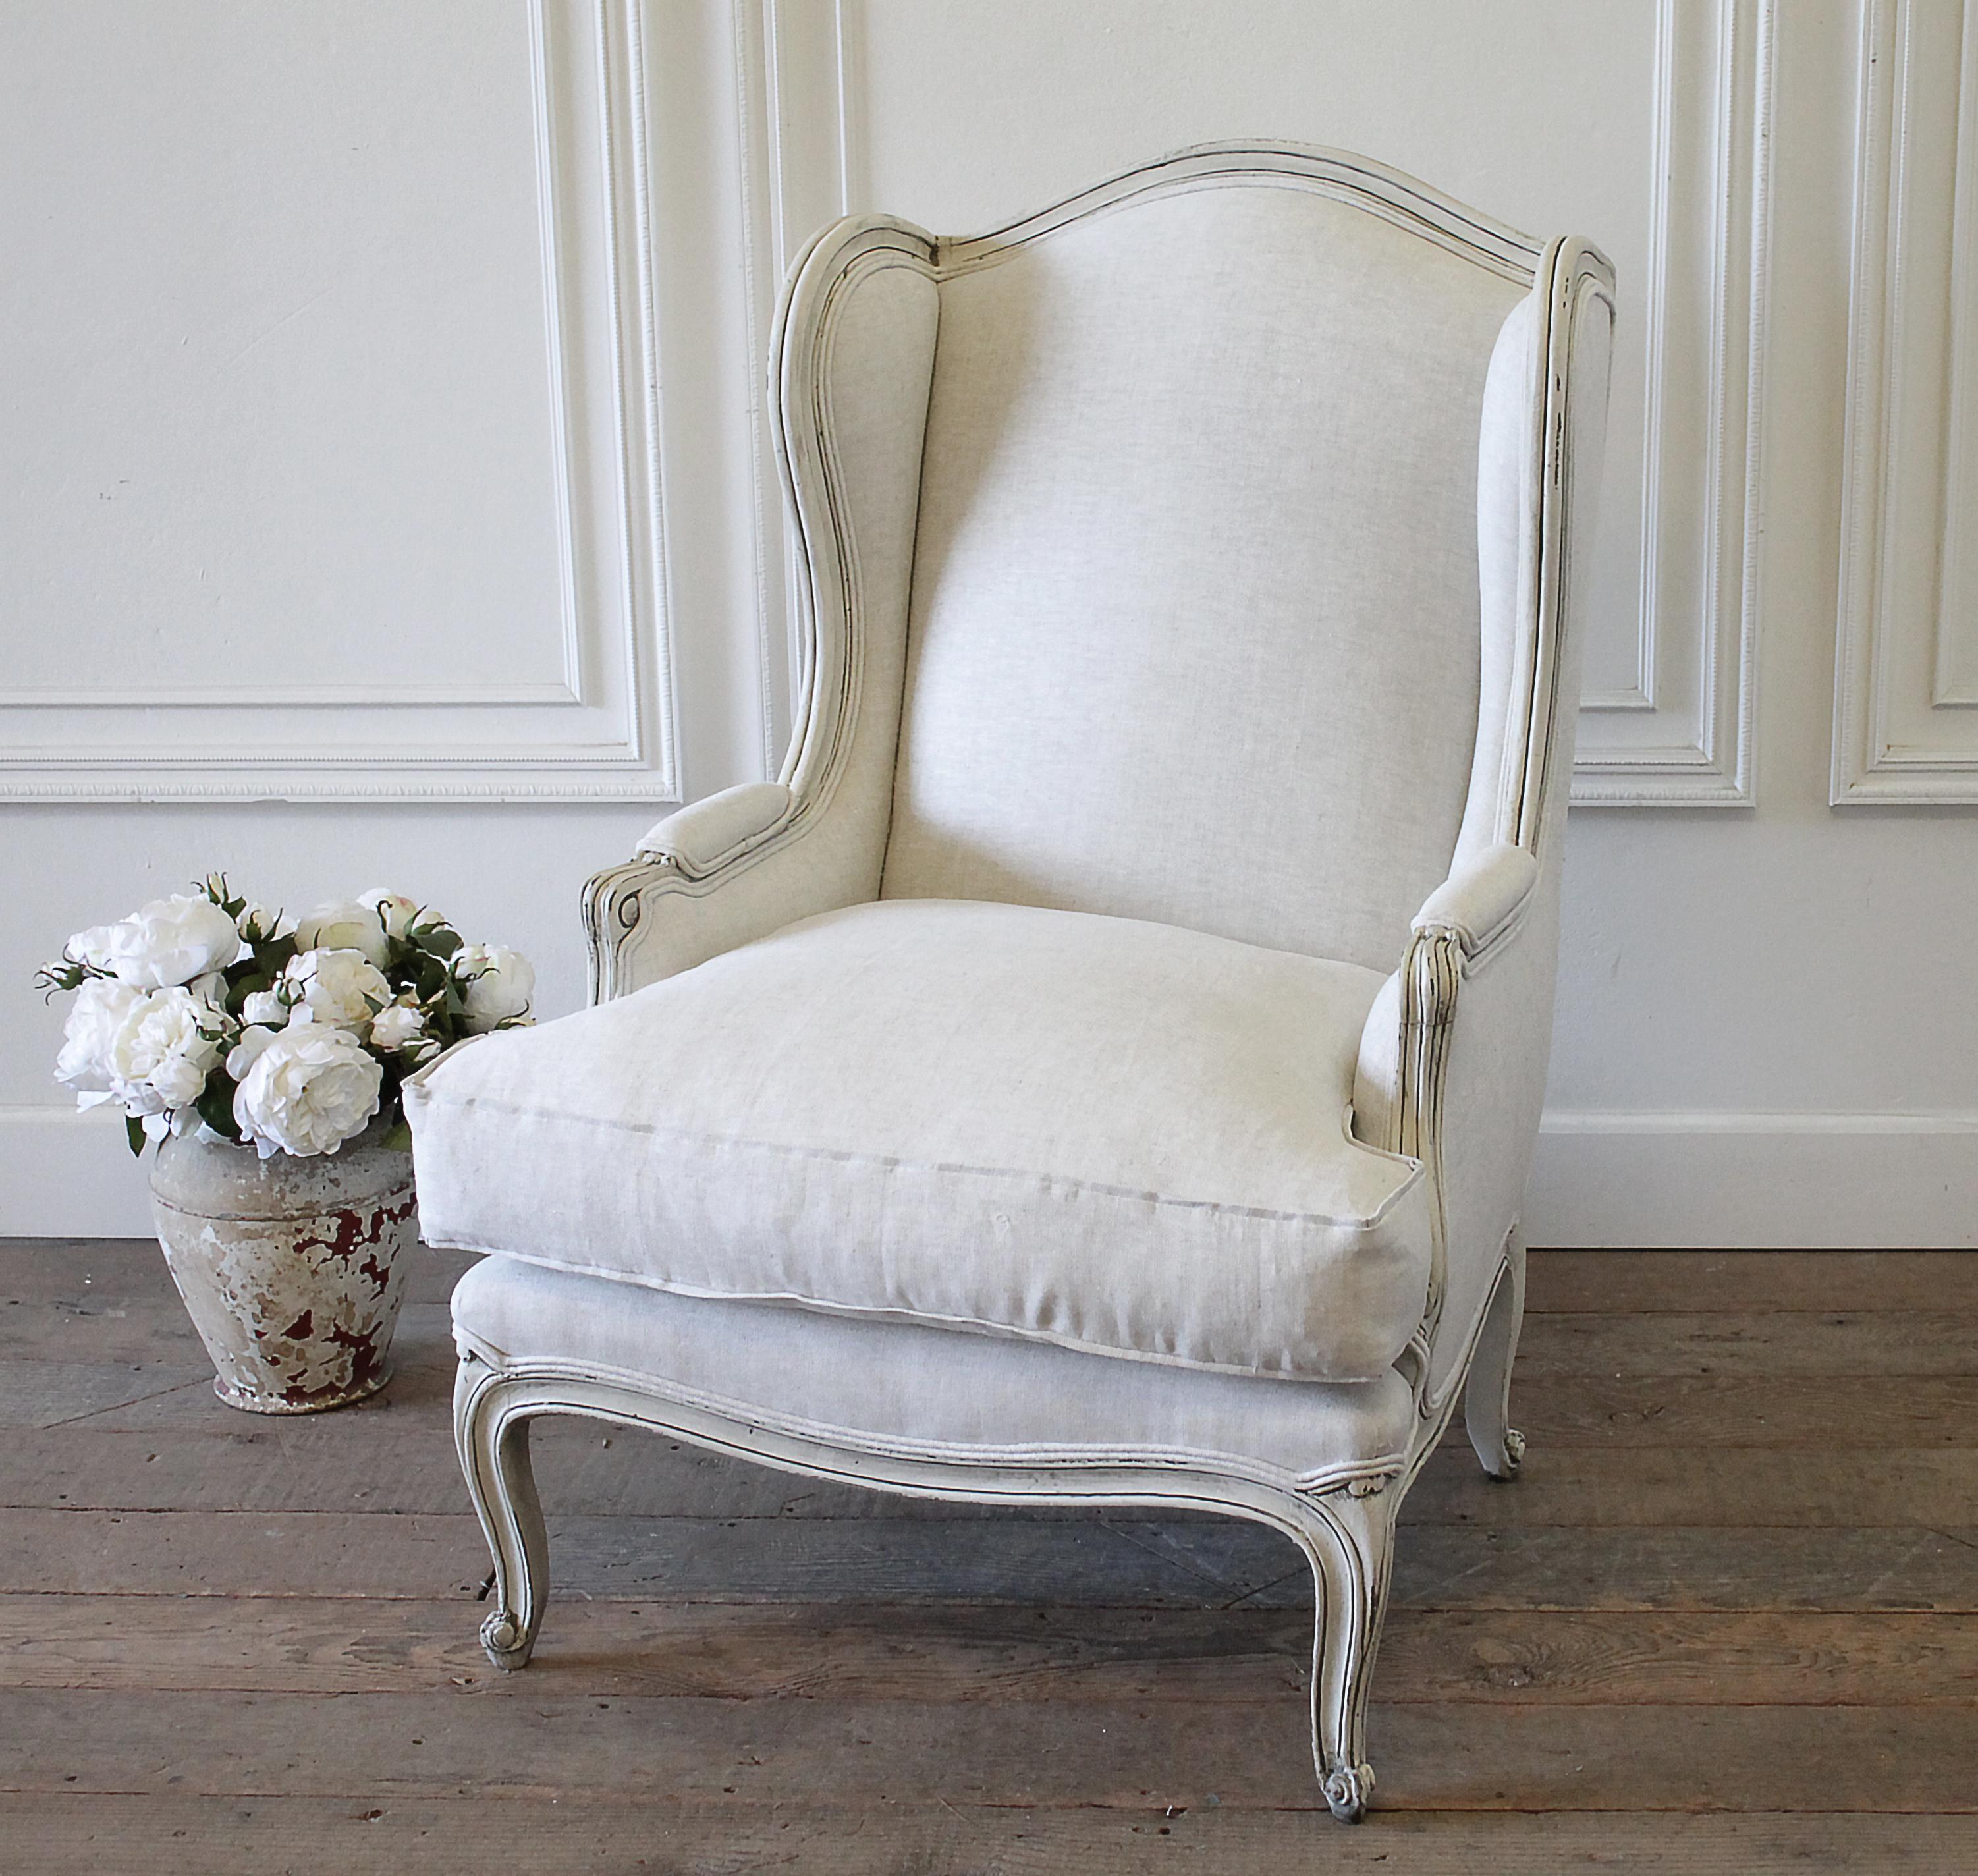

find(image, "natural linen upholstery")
[410,143,1614,1825]
[882,185,1517,970]
[410,899,1428,1381]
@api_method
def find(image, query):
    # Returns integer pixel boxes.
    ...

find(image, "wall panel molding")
[739,1,1774,806]
[1832,0,1978,802]
[730,0,852,775]
[1570,0,1771,806]
[0,0,678,802]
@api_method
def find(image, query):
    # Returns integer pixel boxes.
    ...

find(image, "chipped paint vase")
[148,1123,416,1413]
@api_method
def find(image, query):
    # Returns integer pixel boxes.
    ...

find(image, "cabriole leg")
[1291,1483,1398,1823]
[1464,1235,1528,1481]
[453,1354,549,1670]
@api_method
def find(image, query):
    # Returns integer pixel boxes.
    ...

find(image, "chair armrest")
[1356,838,1550,1402]
[1410,842,1538,960]
[584,785,875,1003]
[636,783,794,876]
[1357,841,1541,1151]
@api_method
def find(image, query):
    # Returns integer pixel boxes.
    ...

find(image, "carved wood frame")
[454,1240,1523,1824]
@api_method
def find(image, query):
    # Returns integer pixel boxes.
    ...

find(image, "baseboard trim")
[1,1105,157,1237]
[1529,1110,1978,1248]
[4,1103,1976,1249]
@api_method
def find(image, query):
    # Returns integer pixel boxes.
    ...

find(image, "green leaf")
[379,1118,413,1154]
[124,1114,146,1157]
[196,1078,242,1142]
[226,972,271,1015]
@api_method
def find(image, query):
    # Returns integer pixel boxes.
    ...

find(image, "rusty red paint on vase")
[148,1124,419,1414]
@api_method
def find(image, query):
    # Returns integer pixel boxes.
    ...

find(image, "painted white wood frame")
[1832,0,1978,802]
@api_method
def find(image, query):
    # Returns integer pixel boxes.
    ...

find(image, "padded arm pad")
[1410,842,1538,957]
[1354,840,1541,1153]
[636,783,794,877]
[588,786,876,1001]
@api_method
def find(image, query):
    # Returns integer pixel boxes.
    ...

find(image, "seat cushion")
[451,1255,1419,1481]
[407,899,1431,1383]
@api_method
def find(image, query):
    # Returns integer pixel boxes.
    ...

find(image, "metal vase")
[148,1122,416,1414]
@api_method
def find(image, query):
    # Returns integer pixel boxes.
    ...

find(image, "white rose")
[359,889,422,941]
[283,948,392,1030]
[368,997,429,1053]
[55,977,150,1095]
[234,902,290,943]
[149,1049,213,1111]
[104,895,241,989]
[186,969,229,1008]
[456,943,535,1032]
[64,923,129,973]
[293,900,392,968]
[238,987,290,1027]
[103,985,227,1117]
[232,1022,383,1158]
[225,1022,283,1084]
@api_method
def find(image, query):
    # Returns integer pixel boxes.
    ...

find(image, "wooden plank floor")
[1,1243,1974,1873]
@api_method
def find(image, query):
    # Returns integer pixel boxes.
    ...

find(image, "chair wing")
[591,144,1609,985]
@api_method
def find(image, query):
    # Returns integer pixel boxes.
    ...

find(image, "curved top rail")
[935,140,1545,286]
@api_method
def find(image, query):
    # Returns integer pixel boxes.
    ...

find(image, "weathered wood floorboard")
[10,1424,1978,1522]
[1525,1248,1978,1313]
[6,1685,1978,1812]
[13,1293,1976,1377]
[9,1795,1977,1876]
[0,1238,1971,1864]
[10,1506,1978,1611]
[1512,1308,1977,1377]
[7,1362,1971,1454]
[7,1593,1978,1707]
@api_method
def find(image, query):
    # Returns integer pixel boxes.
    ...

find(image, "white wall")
[4,1,1975,1245]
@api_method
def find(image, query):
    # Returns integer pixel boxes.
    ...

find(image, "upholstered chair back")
[875,178,1534,972]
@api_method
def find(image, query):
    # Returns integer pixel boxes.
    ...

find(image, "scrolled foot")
[480,1609,534,1671]
[1502,1426,1527,1474]
[1322,1761,1375,1823]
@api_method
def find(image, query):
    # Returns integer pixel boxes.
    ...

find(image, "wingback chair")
[407,142,1614,1822]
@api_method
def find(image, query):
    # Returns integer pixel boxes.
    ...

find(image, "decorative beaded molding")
[1570,0,1771,806]
[1832,0,1978,802]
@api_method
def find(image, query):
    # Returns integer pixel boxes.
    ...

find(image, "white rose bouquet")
[36,877,534,1159]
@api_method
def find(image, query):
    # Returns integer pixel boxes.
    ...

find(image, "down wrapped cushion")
[407,898,1431,1383]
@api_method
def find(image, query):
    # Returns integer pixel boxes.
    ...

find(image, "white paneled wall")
[4,0,1975,1244]
[0,0,774,1227]
[1833,0,1978,801]
[1,2,678,800]
[854,0,1767,806]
